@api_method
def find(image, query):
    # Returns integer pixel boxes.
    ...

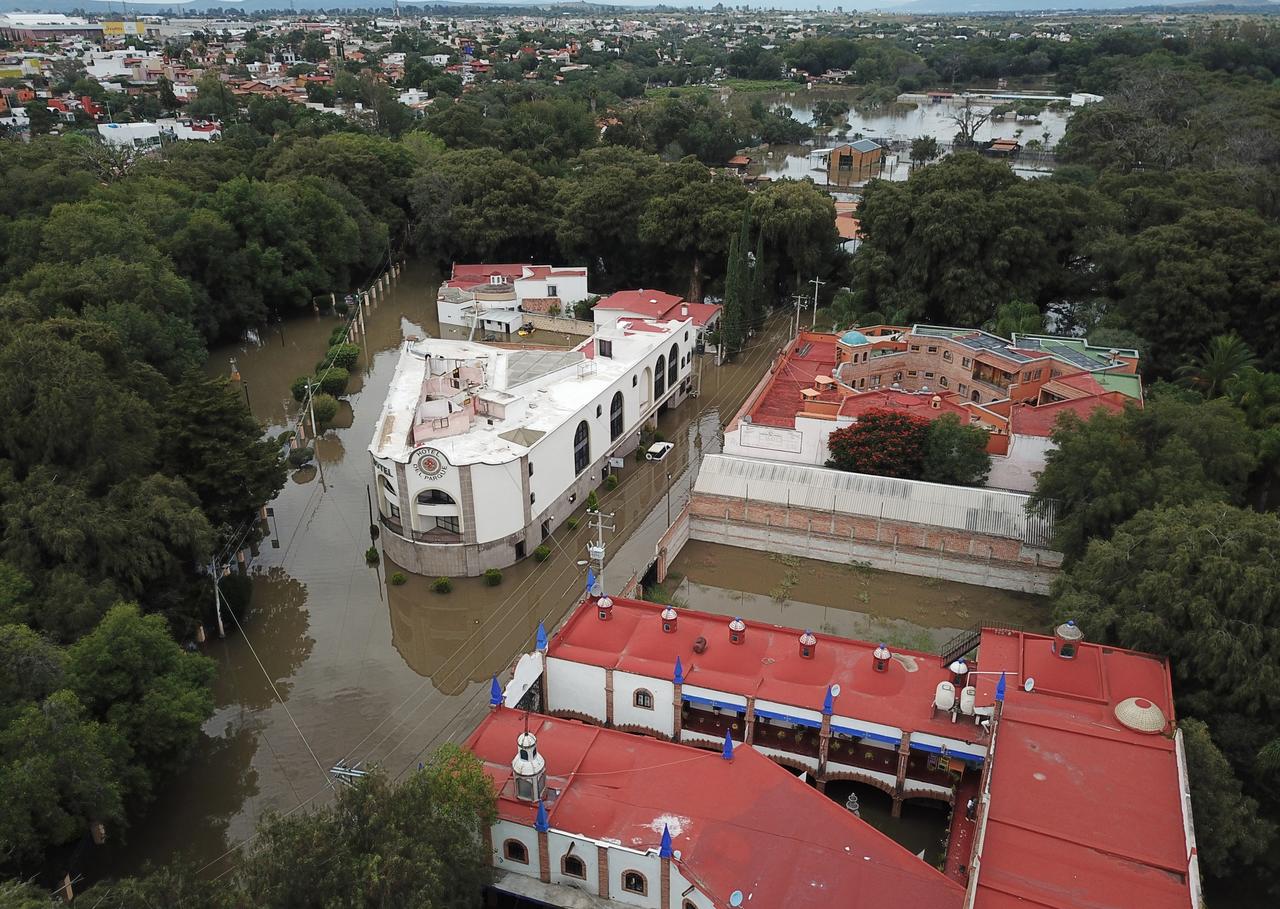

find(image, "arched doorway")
[668,343,679,389]
[609,391,624,441]
[655,355,666,397]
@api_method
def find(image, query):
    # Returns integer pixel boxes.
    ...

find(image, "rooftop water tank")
[935,681,956,712]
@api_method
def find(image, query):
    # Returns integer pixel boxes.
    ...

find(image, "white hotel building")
[369,318,695,576]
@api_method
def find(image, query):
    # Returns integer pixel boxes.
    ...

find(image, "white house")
[437,263,591,336]
[368,317,695,576]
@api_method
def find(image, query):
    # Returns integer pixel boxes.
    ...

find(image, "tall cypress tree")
[746,227,767,335]
[720,233,745,358]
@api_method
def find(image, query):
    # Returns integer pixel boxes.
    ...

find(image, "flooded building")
[369,318,695,576]
[435,263,590,336]
[466,706,963,909]
[505,597,1201,909]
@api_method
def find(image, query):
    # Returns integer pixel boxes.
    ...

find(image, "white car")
[645,442,674,461]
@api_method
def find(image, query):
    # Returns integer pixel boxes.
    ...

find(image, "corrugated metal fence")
[693,455,1056,548]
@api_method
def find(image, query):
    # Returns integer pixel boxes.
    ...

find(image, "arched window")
[609,391,624,441]
[939,376,949,388]
[416,489,456,506]
[654,355,666,397]
[622,871,647,895]
[668,343,679,388]
[573,420,590,474]
[684,902,699,909]
[562,854,586,879]
[380,475,397,497]
[943,349,953,362]
[634,689,654,710]
[504,839,528,864]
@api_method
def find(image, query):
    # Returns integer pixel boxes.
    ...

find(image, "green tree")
[1178,718,1274,877]
[162,373,286,531]
[719,230,747,358]
[909,135,939,167]
[239,747,495,907]
[826,409,930,479]
[1176,334,1257,399]
[989,300,1043,340]
[1031,393,1256,561]
[67,604,215,793]
[0,690,127,863]
[923,414,991,486]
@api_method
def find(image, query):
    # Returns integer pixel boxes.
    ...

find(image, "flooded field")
[667,541,1047,645]
[90,265,795,877]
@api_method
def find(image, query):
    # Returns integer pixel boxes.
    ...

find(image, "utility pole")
[585,510,615,596]
[810,276,827,330]
[792,293,808,339]
[666,472,673,528]
[210,562,226,639]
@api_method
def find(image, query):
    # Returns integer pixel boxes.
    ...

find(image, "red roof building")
[466,706,964,909]
[517,597,1200,909]
[967,628,1199,909]
[594,289,722,331]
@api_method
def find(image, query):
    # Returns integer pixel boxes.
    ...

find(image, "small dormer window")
[490,275,502,285]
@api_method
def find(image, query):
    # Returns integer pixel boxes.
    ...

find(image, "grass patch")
[720,78,801,93]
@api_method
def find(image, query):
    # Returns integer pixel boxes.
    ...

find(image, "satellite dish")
[831,684,842,698]
[1024,677,1036,693]
[730,892,744,908]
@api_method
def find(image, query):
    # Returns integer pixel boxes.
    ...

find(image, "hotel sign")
[412,447,449,481]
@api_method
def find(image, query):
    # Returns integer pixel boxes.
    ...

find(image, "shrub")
[605,474,619,491]
[365,546,380,565]
[329,326,350,346]
[315,367,350,396]
[431,576,452,593]
[275,429,296,447]
[390,572,407,586]
[290,376,311,402]
[585,490,599,512]
[311,393,340,427]
[324,342,361,371]
[483,568,502,586]
[566,516,580,530]
[534,544,551,563]
[288,446,314,467]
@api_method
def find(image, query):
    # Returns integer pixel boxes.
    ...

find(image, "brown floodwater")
[87,263,1050,883]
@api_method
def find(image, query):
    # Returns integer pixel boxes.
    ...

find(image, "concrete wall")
[528,313,595,335]
[613,671,675,735]
[986,433,1052,493]
[689,494,1059,594]
[547,657,607,721]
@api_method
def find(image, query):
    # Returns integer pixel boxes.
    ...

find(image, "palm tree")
[1177,334,1257,399]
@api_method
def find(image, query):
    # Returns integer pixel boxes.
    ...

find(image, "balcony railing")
[379,512,463,544]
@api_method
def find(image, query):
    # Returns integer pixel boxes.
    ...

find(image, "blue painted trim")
[831,724,901,745]
[909,741,986,762]
[754,708,821,728]
[682,694,744,713]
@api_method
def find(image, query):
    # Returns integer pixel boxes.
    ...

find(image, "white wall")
[470,460,527,541]
[492,818,539,878]
[548,830,599,890]
[986,433,1051,493]
[613,671,674,734]
[547,658,607,721]
[518,272,589,306]
[608,851,662,909]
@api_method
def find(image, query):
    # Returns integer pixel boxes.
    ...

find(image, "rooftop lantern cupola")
[597,596,614,622]
[512,728,547,803]
[728,617,746,645]
[799,630,817,659]
[873,643,891,673]
[661,606,678,634]
[1054,620,1084,660]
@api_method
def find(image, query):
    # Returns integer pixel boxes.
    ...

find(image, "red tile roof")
[548,596,986,746]
[1008,393,1128,438]
[838,389,969,422]
[970,631,1192,909]
[596,289,721,328]
[466,707,964,909]
[745,334,841,428]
